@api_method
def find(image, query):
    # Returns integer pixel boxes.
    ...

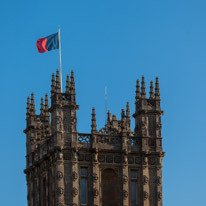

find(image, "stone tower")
[24,70,164,206]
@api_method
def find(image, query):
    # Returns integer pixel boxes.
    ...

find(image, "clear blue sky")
[1,0,206,205]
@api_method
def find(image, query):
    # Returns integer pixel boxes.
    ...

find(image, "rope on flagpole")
[58,26,62,92]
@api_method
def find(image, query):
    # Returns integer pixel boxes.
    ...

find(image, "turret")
[133,76,163,152]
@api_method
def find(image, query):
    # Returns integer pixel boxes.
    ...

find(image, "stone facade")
[24,70,164,206]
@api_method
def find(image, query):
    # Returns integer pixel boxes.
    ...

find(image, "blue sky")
[1,0,206,205]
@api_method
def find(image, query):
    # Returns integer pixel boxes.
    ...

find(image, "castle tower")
[24,71,164,206]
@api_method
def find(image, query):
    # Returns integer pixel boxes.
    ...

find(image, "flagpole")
[105,86,107,126]
[58,26,62,92]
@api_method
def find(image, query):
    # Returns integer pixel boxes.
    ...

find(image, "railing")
[97,134,122,145]
[78,134,158,151]
[78,133,91,144]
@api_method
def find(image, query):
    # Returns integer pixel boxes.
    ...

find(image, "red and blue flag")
[36,32,59,53]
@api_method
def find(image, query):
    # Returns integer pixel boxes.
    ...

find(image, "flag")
[36,32,59,53]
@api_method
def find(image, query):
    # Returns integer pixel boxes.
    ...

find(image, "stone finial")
[126,102,130,119]
[70,70,75,93]
[135,79,140,101]
[112,115,117,120]
[91,107,97,133]
[121,109,125,120]
[40,97,44,115]
[51,73,55,95]
[126,102,131,130]
[26,96,30,118]
[107,110,112,123]
[30,93,35,115]
[150,81,154,99]
[155,77,160,99]
[66,74,70,93]
[141,76,146,98]
[56,69,61,93]
[45,93,49,112]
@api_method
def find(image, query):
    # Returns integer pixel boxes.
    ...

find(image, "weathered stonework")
[24,71,164,206]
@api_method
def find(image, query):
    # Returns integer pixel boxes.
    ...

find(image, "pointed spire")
[91,107,97,133]
[56,69,61,93]
[155,77,160,99]
[135,79,140,101]
[66,74,70,93]
[141,76,146,98]
[40,97,44,115]
[30,93,35,115]
[150,81,154,99]
[51,73,55,95]
[26,96,30,118]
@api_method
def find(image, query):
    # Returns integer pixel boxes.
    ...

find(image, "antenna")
[105,86,107,126]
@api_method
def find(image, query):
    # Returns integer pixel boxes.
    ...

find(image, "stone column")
[55,151,65,206]
[142,156,149,206]
[71,151,79,206]
[122,155,129,206]
[92,152,100,206]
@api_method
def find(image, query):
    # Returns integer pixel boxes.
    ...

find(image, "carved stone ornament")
[148,157,156,165]
[143,175,148,185]
[93,173,98,182]
[156,123,161,130]
[114,156,122,163]
[78,154,84,161]
[72,187,78,197]
[72,171,78,181]
[98,155,105,162]
[158,192,162,201]
[135,157,141,164]
[93,188,99,197]
[57,187,63,196]
[123,190,128,199]
[106,155,113,163]
[157,176,161,185]
[128,157,134,164]
[85,154,92,161]
[56,171,63,180]
[122,175,128,184]
[144,191,149,200]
